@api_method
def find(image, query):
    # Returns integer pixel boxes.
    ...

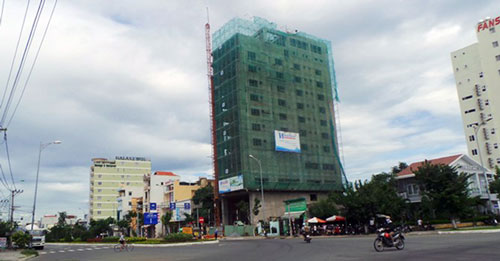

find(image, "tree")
[58,212,67,226]
[414,161,473,228]
[489,166,500,194]
[235,200,250,224]
[252,198,261,217]
[391,162,409,175]
[308,198,338,219]
[161,211,173,235]
[192,184,214,225]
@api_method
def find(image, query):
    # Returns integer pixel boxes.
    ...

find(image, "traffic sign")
[199,217,204,224]
[170,202,176,210]
[144,212,158,225]
[184,202,191,210]
[150,202,157,211]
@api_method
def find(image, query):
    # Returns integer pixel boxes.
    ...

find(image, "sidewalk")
[0,250,35,261]
[46,240,219,248]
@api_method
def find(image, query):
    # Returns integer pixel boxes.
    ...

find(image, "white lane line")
[86,248,93,250]
[40,252,47,255]
[68,249,75,252]
[94,247,101,250]
[77,249,84,251]
[49,251,56,254]
[58,250,66,253]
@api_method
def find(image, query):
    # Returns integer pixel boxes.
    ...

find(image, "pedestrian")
[215,227,218,240]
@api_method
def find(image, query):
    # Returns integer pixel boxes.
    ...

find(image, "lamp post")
[472,119,493,213]
[249,155,265,225]
[31,140,61,235]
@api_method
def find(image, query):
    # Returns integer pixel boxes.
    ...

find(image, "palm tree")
[161,211,173,236]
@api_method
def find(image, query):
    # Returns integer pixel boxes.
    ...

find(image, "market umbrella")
[326,215,346,222]
[307,217,326,223]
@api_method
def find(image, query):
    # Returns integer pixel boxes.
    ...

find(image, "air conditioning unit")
[483,128,490,140]
[486,142,492,155]
[478,99,484,110]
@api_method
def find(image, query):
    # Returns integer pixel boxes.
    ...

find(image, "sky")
[0,0,497,222]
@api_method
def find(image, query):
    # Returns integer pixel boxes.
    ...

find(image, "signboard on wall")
[218,175,244,194]
[274,130,301,153]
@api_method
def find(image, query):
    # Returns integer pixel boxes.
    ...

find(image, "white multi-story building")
[452,14,500,170]
[89,157,151,220]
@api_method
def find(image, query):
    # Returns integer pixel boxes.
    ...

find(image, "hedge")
[126,237,147,243]
[164,233,194,243]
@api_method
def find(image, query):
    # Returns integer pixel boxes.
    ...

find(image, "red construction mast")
[205,10,220,227]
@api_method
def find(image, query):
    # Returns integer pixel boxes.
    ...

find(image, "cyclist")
[119,233,126,250]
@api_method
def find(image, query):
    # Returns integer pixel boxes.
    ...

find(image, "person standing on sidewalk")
[215,227,218,240]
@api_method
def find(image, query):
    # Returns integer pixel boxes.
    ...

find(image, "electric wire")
[7,0,58,127]
[0,164,11,191]
[0,0,31,113]
[3,133,16,190]
[1,0,46,126]
[0,0,5,27]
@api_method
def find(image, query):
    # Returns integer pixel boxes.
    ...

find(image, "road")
[34,232,500,261]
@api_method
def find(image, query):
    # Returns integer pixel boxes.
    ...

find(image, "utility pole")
[10,189,23,226]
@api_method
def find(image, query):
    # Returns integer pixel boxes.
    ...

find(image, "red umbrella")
[326,215,346,222]
[307,217,327,223]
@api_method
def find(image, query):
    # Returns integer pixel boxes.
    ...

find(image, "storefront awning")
[282,211,305,219]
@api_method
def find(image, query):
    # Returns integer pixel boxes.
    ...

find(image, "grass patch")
[21,249,39,257]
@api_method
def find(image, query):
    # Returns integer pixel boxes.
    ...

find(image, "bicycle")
[114,243,134,252]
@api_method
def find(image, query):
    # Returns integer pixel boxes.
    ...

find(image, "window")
[310,194,318,201]
[97,196,101,200]
[493,41,499,47]
[301,144,308,150]
[253,139,262,146]
[407,184,419,195]
[248,51,256,61]
[305,162,319,169]
[97,203,102,207]
[315,69,321,76]
[248,65,257,72]
[294,76,302,83]
[299,129,307,136]
[97,211,101,215]
[250,94,259,101]
[323,164,335,170]
[278,99,286,106]
[280,127,288,131]
[462,95,473,100]
[323,146,330,152]
[249,79,258,87]
[98,182,102,185]
[496,55,500,61]
[98,189,102,192]
[276,72,284,79]
[320,120,327,126]
[298,116,305,123]
[321,133,329,139]
[316,81,323,88]
[128,202,132,206]
[464,109,476,114]
[252,123,261,131]
[293,63,300,70]
[492,128,496,134]
[296,89,303,96]
[472,149,478,155]
[279,113,287,120]
[251,108,260,116]
[319,107,326,113]
[469,135,475,142]
[284,50,289,57]
[297,103,304,109]
[275,58,283,65]
[317,94,325,101]
[277,85,285,92]
[128,191,132,196]
[494,143,498,149]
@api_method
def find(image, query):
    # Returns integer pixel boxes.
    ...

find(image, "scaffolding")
[212,17,346,192]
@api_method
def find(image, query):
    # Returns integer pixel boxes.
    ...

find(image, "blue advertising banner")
[144,212,158,225]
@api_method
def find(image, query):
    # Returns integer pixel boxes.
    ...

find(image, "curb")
[46,240,219,248]
[438,229,500,234]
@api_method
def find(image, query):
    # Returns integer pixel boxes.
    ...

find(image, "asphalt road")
[34,232,500,261]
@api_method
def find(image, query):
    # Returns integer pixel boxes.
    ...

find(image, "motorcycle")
[303,233,311,243]
[373,227,405,252]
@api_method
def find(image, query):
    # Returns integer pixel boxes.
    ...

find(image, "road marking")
[86,248,93,250]
[40,252,47,254]
[49,251,56,254]
[94,247,101,250]
[68,249,75,252]
[58,250,65,253]
[77,249,84,251]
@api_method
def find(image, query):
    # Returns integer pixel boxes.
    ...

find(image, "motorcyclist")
[385,216,395,243]
[302,224,311,240]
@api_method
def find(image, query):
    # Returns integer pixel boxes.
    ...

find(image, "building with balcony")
[396,154,498,214]
[89,157,151,220]
[451,14,500,170]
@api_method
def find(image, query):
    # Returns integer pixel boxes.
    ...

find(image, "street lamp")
[31,140,61,235]
[249,155,265,225]
[472,119,493,213]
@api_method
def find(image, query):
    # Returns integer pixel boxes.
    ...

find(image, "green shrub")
[126,237,147,243]
[428,219,450,225]
[12,231,31,249]
[21,249,39,257]
[101,236,120,243]
[164,233,193,243]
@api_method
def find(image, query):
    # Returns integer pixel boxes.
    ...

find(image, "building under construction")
[211,17,346,225]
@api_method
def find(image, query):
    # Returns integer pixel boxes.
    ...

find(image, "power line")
[0,0,31,112]
[0,0,46,126]
[0,0,5,27]
[3,132,16,190]
[7,0,58,128]
[0,164,11,191]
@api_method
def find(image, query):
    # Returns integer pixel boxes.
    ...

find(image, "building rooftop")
[154,171,178,176]
[398,154,462,177]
